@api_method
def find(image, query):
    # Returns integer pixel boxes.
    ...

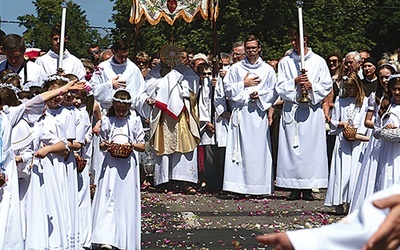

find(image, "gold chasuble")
[152,91,200,155]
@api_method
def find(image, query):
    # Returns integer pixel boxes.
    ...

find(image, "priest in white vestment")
[146,54,201,192]
[275,28,332,200]
[90,39,149,118]
[222,35,277,196]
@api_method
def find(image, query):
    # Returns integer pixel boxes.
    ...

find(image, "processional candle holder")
[296,1,311,104]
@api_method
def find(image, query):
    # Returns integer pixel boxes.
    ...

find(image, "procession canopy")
[130,0,219,26]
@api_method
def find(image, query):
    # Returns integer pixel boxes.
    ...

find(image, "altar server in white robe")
[275,28,332,200]
[90,39,149,118]
[198,65,227,193]
[146,59,201,190]
[0,34,46,86]
[222,35,277,195]
[35,24,86,79]
[211,62,232,193]
[256,180,400,250]
[214,58,231,149]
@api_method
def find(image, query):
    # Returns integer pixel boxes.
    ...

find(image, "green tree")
[365,0,400,57]
[303,0,375,58]
[20,0,397,61]
[18,0,102,58]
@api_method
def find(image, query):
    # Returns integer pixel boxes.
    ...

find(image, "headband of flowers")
[379,62,398,73]
[22,81,43,92]
[112,89,132,104]
[388,74,400,81]
[0,83,21,93]
[3,72,21,81]
[112,97,132,104]
[44,75,70,83]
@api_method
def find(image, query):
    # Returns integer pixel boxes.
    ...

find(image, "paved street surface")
[141,188,345,249]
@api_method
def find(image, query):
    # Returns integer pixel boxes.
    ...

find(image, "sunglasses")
[203,72,213,76]
[90,50,99,55]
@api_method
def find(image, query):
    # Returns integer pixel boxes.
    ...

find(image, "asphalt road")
[141,188,345,249]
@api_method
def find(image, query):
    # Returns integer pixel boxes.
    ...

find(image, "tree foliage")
[17,0,400,60]
[108,0,399,60]
[18,0,102,58]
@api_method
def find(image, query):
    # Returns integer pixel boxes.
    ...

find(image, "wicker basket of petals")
[0,173,5,187]
[74,154,87,173]
[108,134,133,158]
[343,126,357,141]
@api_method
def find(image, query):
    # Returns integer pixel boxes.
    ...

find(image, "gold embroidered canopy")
[130,0,219,26]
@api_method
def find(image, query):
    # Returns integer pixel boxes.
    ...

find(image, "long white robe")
[90,57,149,118]
[222,57,277,195]
[324,97,369,206]
[11,118,34,247]
[275,48,332,188]
[287,180,400,250]
[75,106,92,248]
[350,92,381,212]
[22,115,68,249]
[372,104,400,192]
[35,49,86,80]
[213,74,230,147]
[46,107,78,249]
[92,114,144,250]
[198,76,216,146]
[0,96,44,250]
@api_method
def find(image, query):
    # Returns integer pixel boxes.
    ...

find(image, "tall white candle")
[297,1,305,71]
[58,1,67,72]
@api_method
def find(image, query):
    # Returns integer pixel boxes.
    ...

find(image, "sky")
[0,0,116,35]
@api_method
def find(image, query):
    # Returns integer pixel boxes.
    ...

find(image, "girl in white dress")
[43,76,80,249]
[325,72,370,214]
[73,89,94,249]
[373,74,400,191]
[22,107,70,250]
[350,63,397,213]
[92,89,145,250]
[9,85,70,250]
[0,79,85,249]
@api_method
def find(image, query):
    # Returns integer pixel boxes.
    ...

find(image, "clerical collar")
[365,76,377,83]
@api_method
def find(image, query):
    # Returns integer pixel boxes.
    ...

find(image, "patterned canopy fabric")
[130,0,218,26]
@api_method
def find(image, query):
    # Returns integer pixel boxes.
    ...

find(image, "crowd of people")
[1,22,400,249]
